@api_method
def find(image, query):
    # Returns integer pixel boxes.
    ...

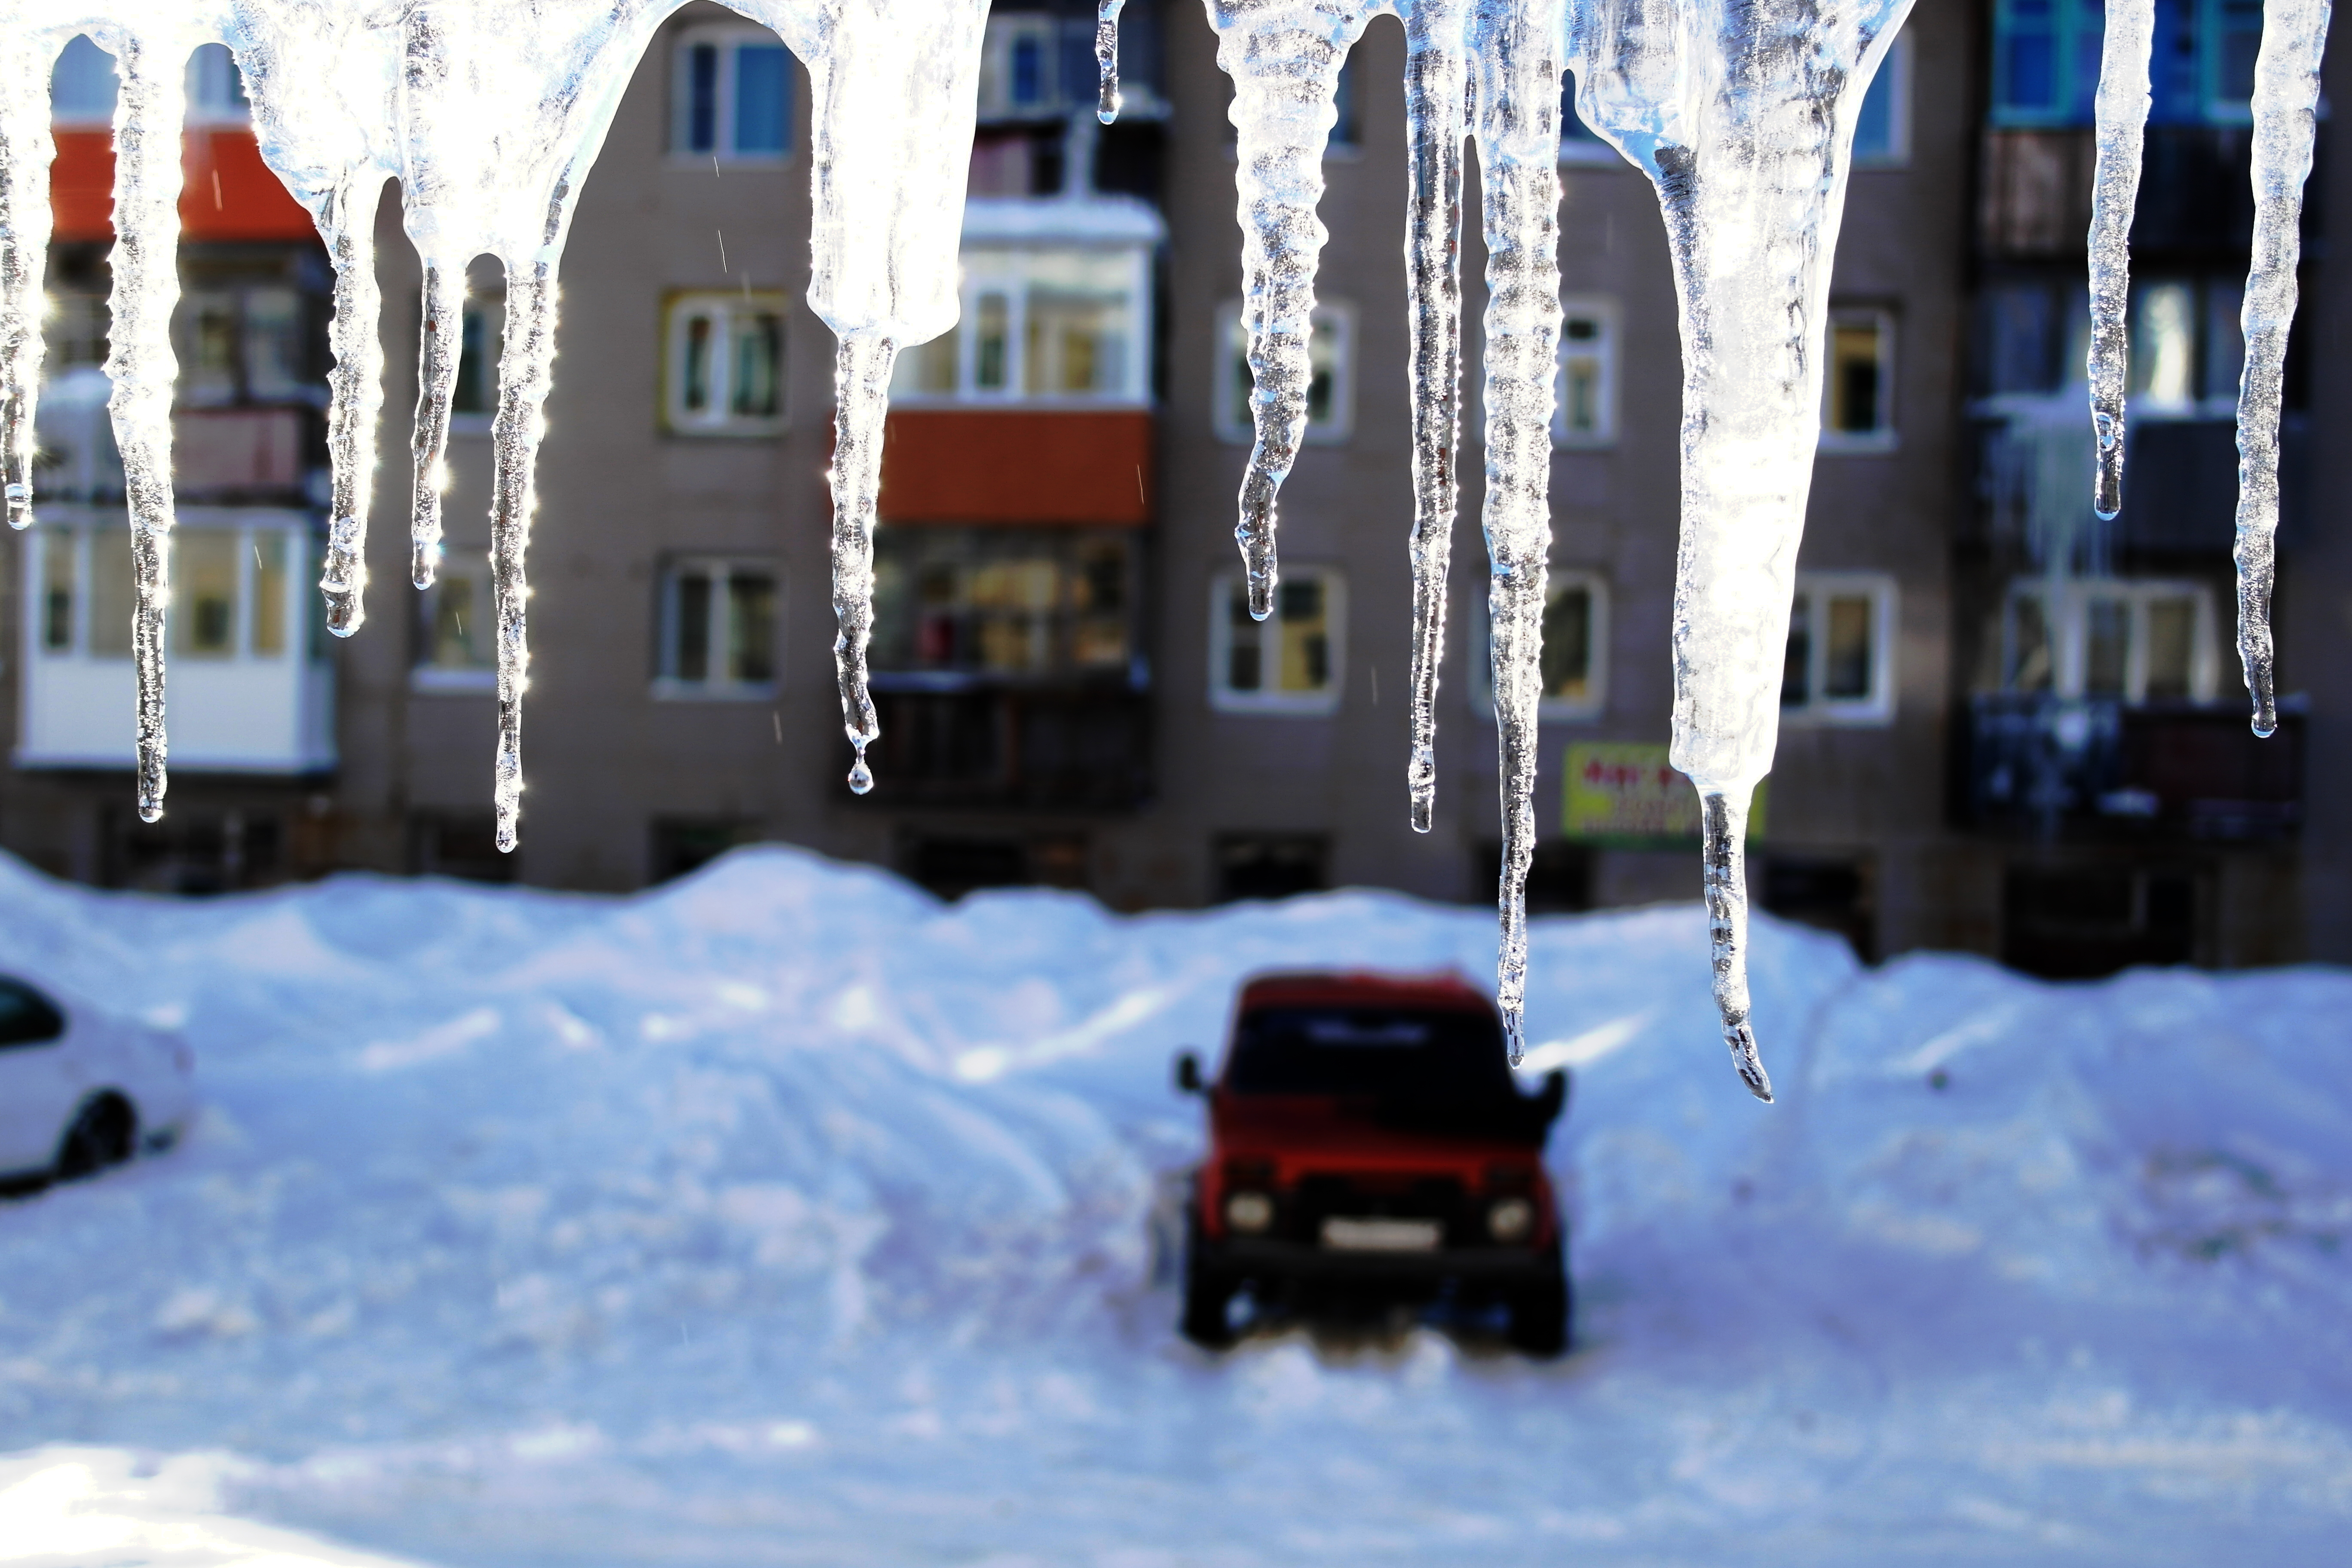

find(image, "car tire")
[1504,1255,1570,1358]
[55,1095,135,1182]
[1179,1235,1240,1350]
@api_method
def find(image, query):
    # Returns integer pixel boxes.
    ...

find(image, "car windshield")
[1224,1005,1517,1100]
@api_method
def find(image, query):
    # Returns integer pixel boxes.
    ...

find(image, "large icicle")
[489,264,560,848]
[0,22,57,533]
[735,0,986,794]
[1573,0,1914,1098]
[230,1,403,634]
[2086,0,2152,521]
[104,17,210,824]
[2233,0,2331,739]
[1210,0,1367,619]
[1403,0,1470,833]
[1471,0,1565,1066]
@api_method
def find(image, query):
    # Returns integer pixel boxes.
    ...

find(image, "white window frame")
[1213,299,1357,446]
[1468,570,1612,722]
[670,22,793,163]
[1207,567,1347,717]
[410,546,499,694]
[654,556,782,701]
[1851,33,1911,168]
[1553,296,1620,449]
[662,291,788,436]
[31,516,310,666]
[1782,573,1899,726]
[2001,579,2221,704]
[1819,307,1897,453]
[892,245,1154,408]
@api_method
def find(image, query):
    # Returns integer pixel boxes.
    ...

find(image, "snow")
[1,846,2349,1565]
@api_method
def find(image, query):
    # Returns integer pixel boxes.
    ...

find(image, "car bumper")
[1198,1234,1558,1283]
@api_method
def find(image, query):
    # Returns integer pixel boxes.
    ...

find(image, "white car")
[0,973,194,1190]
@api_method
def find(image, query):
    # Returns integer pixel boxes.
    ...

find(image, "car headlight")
[1225,1191,1274,1234]
[1487,1196,1534,1243]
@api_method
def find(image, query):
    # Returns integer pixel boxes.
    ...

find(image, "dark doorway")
[1475,840,1595,915]
[902,832,1089,900]
[2002,861,2198,978]
[412,813,515,884]
[1214,834,1328,903]
[105,807,283,894]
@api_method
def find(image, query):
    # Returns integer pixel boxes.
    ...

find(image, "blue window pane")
[2003,36,2057,110]
[1853,61,1895,158]
[50,34,119,121]
[686,43,718,152]
[734,45,788,153]
[1559,71,1604,143]
[1060,26,1094,108]
[1011,35,1043,105]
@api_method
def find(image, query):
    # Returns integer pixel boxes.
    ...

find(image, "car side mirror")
[1536,1067,1570,1125]
[1174,1051,1204,1094]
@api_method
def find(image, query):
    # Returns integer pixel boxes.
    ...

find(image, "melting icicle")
[1403,0,1470,834]
[831,334,894,795]
[734,0,987,797]
[1470,0,1565,1066]
[2086,0,2152,521]
[490,265,559,851]
[1700,791,1770,1099]
[316,173,388,632]
[1211,1,1363,620]
[409,256,461,589]
[2234,0,2331,739]
[1573,0,1913,1096]
[105,20,207,824]
[1097,0,1127,123]
[0,24,55,533]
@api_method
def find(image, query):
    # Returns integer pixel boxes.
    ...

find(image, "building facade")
[0,0,2339,973]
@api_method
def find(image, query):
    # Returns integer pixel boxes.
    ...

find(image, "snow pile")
[0,847,2347,1564]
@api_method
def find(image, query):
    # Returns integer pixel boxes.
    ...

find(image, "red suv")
[1175,970,1571,1355]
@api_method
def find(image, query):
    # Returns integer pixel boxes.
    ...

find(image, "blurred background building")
[1,0,2341,974]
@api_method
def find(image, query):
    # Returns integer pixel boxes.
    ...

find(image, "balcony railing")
[1962,694,2300,842]
[848,688,1151,811]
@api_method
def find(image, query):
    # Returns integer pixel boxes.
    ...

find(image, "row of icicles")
[0,0,2328,1098]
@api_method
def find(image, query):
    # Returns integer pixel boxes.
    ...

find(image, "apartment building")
[1,0,2341,973]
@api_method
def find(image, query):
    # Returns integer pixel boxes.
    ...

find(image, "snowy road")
[2,846,2348,1566]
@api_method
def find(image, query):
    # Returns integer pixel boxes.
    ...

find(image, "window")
[1782,574,1897,723]
[172,285,311,408]
[672,24,792,160]
[1470,572,1611,721]
[1210,568,1345,715]
[451,296,503,422]
[1554,298,1618,447]
[662,292,786,435]
[1559,70,1618,165]
[0,978,65,1049]
[1214,300,1355,444]
[2125,276,2245,415]
[2000,579,2218,703]
[897,249,1150,406]
[35,520,307,664]
[1851,34,1910,167]
[870,528,1136,683]
[1330,53,1360,149]
[656,558,778,696]
[413,548,497,691]
[1821,309,1894,450]
[50,35,116,126]
[1992,0,2269,128]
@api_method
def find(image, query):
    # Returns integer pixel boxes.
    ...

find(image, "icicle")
[1700,790,1770,1099]
[2085,0,2152,521]
[2233,0,2331,740]
[1210,0,1366,619]
[409,255,462,589]
[1097,0,1127,123]
[1403,0,1470,833]
[735,0,987,796]
[1572,0,1914,1094]
[1470,0,1565,1066]
[316,173,386,633]
[0,24,56,533]
[104,21,205,824]
[490,263,557,852]
[830,334,894,794]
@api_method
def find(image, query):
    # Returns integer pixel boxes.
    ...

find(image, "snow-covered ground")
[0,845,2347,1567]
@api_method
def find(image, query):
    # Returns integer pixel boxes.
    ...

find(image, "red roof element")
[51,126,316,245]
[878,407,1153,526]
[1235,970,1496,1015]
